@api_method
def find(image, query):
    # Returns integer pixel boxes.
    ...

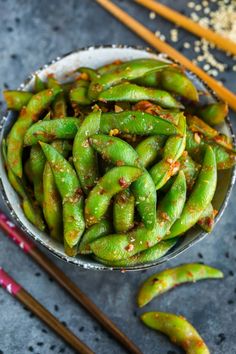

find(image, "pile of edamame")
[2,58,235,263]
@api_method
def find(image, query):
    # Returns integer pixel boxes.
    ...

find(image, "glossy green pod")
[150,113,186,189]
[7,87,61,177]
[42,140,71,241]
[88,58,170,100]
[3,91,33,111]
[78,67,99,80]
[30,144,46,206]
[197,101,228,125]
[100,111,178,136]
[40,142,85,256]
[24,118,80,145]
[24,158,33,183]
[186,129,236,170]
[94,239,177,267]
[2,140,45,231]
[47,77,67,118]
[187,115,218,138]
[99,83,183,109]
[137,263,223,307]
[90,134,156,229]
[90,171,186,261]
[70,86,92,105]
[73,111,101,194]
[141,312,210,354]
[113,189,135,233]
[135,135,166,168]
[97,61,122,75]
[85,166,143,227]
[197,203,216,232]
[78,220,113,254]
[135,67,199,101]
[167,146,217,238]
[34,74,46,93]
[178,152,200,191]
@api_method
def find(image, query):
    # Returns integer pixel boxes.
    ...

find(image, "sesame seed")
[183,42,191,49]
[149,11,156,20]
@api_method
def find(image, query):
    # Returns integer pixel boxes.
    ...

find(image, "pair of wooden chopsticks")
[0,267,93,354]
[96,0,236,112]
[0,213,141,354]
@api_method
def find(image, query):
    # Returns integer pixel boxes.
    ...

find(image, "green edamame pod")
[141,312,210,354]
[88,58,170,100]
[47,77,67,118]
[167,146,217,238]
[187,115,218,138]
[70,86,92,105]
[85,166,143,227]
[7,87,61,177]
[73,111,101,194]
[90,134,156,229]
[186,129,236,169]
[2,140,45,231]
[132,100,181,125]
[24,118,81,145]
[113,189,135,233]
[150,113,186,189]
[3,91,33,111]
[197,203,216,232]
[178,152,200,190]
[30,144,46,205]
[99,83,183,109]
[24,159,33,183]
[40,142,85,256]
[135,135,166,168]
[133,71,161,87]
[78,67,99,80]
[197,101,228,125]
[78,220,113,254]
[97,60,122,75]
[90,171,186,261]
[94,239,177,267]
[135,67,199,101]
[137,263,223,307]
[43,161,62,241]
[160,67,199,101]
[34,74,46,93]
[43,140,72,241]
[100,111,178,136]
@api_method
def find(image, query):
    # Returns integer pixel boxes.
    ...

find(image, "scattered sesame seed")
[188,2,195,9]
[183,42,191,49]
[149,11,156,20]
[195,4,202,11]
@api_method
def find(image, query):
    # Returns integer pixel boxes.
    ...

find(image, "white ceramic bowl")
[0,45,235,270]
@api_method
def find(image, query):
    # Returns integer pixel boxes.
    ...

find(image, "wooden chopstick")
[0,267,93,354]
[0,213,142,354]
[96,0,236,112]
[135,0,236,56]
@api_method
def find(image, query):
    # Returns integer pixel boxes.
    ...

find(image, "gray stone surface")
[0,0,235,353]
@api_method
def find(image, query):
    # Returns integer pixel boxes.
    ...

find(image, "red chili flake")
[152,278,159,284]
[98,188,106,195]
[119,177,129,188]
[125,244,134,252]
[160,212,170,221]
[116,160,124,166]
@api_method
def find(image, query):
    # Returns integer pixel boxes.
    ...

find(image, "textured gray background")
[0,1,236,353]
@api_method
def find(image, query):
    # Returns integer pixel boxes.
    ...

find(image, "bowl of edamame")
[0,45,235,270]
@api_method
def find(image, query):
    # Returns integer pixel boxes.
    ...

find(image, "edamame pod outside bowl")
[0,45,235,270]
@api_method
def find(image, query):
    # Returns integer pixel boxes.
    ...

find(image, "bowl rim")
[0,44,235,271]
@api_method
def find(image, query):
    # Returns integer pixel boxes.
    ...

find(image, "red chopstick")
[0,267,93,354]
[0,212,142,354]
